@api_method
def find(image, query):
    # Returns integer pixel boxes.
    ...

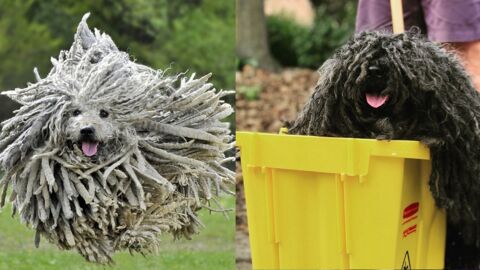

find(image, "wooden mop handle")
[390,0,405,33]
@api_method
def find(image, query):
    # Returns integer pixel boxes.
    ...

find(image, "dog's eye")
[368,66,384,78]
[72,109,81,116]
[99,109,109,118]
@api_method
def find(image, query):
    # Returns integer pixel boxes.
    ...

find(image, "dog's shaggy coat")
[289,30,480,268]
[0,14,234,263]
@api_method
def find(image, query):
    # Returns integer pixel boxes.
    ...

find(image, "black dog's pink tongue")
[366,93,389,108]
[81,142,98,157]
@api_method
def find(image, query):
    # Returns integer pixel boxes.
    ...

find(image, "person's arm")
[450,41,480,91]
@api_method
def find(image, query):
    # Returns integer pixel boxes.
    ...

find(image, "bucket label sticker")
[402,250,412,270]
[403,202,419,219]
[402,202,419,237]
[403,224,417,237]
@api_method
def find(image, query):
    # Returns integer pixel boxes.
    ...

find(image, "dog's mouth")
[80,140,99,157]
[67,139,101,157]
[366,93,389,108]
[363,64,389,109]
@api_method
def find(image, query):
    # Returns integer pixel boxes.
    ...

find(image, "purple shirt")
[356,0,480,42]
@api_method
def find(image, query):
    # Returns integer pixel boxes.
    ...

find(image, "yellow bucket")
[237,131,446,269]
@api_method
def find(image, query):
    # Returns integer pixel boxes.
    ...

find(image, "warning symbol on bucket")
[402,251,411,270]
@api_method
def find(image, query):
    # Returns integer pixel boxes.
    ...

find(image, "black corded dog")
[289,30,480,268]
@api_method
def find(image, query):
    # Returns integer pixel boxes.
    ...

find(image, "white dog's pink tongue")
[82,142,98,157]
[366,94,389,108]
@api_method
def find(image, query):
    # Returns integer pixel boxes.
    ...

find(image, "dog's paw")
[375,134,392,141]
[420,137,444,147]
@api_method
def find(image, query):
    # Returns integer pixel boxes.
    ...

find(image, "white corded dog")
[0,13,234,263]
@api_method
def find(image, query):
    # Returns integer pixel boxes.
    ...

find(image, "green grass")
[0,196,235,270]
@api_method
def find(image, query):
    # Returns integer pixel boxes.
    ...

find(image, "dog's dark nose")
[80,127,95,136]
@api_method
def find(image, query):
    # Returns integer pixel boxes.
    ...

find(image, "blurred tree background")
[0,0,234,120]
[237,0,357,70]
